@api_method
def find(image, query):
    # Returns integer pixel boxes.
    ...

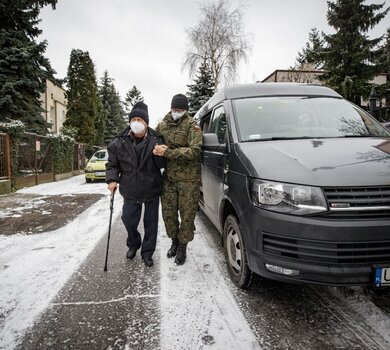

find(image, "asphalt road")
[17,210,390,350]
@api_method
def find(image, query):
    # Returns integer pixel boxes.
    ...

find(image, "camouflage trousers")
[161,180,200,243]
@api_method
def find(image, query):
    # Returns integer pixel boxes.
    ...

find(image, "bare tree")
[183,0,251,91]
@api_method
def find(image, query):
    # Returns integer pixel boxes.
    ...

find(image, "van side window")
[201,112,212,133]
[209,106,227,144]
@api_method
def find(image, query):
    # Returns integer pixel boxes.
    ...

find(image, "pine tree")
[94,94,105,146]
[376,28,390,110]
[294,28,324,69]
[99,71,126,144]
[187,62,215,116]
[0,0,57,134]
[64,49,101,145]
[124,86,144,114]
[319,0,389,105]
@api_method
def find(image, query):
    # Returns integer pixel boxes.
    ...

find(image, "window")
[209,106,227,143]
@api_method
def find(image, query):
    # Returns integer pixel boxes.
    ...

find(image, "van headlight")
[251,179,328,215]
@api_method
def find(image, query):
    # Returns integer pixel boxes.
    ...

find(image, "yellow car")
[85,149,108,183]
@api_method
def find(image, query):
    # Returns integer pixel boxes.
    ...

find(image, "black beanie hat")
[128,101,149,125]
[171,94,189,110]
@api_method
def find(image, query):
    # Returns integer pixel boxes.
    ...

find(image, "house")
[260,64,388,107]
[261,64,324,84]
[40,79,67,134]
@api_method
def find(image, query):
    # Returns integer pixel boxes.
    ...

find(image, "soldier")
[106,102,166,268]
[153,94,202,265]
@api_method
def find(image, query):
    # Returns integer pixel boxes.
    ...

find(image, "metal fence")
[0,133,11,180]
[15,133,54,188]
[0,131,89,190]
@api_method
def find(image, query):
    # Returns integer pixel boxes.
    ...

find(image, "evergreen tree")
[64,49,101,145]
[319,0,389,105]
[294,28,324,69]
[99,71,126,144]
[186,62,214,115]
[376,28,390,110]
[94,93,105,146]
[124,86,144,113]
[0,0,57,134]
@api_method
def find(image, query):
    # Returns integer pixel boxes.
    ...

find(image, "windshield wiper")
[245,136,324,142]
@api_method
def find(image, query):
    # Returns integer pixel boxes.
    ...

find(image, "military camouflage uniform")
[156,111,202,243]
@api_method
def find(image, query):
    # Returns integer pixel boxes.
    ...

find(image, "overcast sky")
[38,0,390,127]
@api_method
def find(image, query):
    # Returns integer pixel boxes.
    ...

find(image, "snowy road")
[0,175,389,349]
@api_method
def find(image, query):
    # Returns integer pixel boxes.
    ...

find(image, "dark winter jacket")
[105,126,166,201]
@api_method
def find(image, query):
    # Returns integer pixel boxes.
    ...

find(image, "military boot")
[175,242,187,265]
[167,238,179,258]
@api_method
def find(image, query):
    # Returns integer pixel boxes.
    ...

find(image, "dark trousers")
[121,196,159,258]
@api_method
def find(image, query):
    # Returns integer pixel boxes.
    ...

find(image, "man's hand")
[153,144,168,156]
[108,182,117,193]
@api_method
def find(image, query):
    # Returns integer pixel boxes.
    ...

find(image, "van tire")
[223,215,253,289]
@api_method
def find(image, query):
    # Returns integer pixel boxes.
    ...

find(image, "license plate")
[374,267,390,287]
[95,171,105,177]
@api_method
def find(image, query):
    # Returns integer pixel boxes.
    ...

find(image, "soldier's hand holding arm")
[153,144,168,156]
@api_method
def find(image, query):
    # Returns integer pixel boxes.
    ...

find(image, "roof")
[222,83,341,99]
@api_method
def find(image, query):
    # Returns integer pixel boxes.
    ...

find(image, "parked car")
[196,83,390,289]
[382,121,390,131]
[85,149,108,183]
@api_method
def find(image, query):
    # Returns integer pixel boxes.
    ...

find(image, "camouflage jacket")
[156,112,202,181]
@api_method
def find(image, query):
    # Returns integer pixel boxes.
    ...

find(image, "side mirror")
[203,133,220,147]
[202,133,227,151]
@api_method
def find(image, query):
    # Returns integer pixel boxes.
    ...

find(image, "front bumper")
[85,170,106,181]
[242,206,390,286]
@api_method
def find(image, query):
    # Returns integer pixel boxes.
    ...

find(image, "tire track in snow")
[309,286,390,350]
[159,213,261,350]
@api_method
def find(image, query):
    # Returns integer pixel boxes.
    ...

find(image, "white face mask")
[130,121,146,134]
[171,111,186,121]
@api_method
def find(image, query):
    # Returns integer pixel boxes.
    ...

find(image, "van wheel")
[223,215,253,289]
[85,178,92,183]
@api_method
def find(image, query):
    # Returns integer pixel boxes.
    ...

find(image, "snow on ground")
[4,175,388,349]
[0,175,260,349]
[159,224,260,350]
[0,175,122,348]
[329,287,390,344]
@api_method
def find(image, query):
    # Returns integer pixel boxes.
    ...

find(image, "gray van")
[196,83,390,289]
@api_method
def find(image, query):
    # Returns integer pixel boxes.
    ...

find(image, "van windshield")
[232,96,390,142]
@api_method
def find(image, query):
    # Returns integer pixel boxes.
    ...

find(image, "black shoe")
[174,242,187,265]
[126,248,137,260]
[143,256,154,267]
[167,238,179,258]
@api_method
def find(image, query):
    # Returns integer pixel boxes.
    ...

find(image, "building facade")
[40,79,67,134]
[260,67,388,107]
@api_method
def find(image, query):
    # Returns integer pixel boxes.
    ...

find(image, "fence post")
[34,134,38,185]
[5,134,11,179]
[369,85,377,117]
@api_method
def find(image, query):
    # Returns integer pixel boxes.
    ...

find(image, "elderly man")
[106,101,166,267]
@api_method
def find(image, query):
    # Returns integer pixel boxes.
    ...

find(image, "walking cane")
[104,188,116,272]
